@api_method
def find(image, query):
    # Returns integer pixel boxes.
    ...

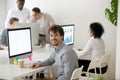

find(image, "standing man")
[5,0,30,28]
[30,7,55,46]
[0,17,19,50]
[30,25,78,80]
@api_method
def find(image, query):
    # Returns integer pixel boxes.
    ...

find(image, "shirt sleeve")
[57,49,78,80]
[5,10,13,28]
[1,29,7,46]
[45,13,55,26]
[40,52,55,66]
[44,13,55,43]
[80,38,94,57]
[26,9,30,23]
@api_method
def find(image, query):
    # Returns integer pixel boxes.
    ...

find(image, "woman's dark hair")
[90,22,104,38]
[32,7,41,13]
[17,0,25,2]
[48,25,64,40]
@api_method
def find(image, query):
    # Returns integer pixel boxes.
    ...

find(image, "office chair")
[85,58,99,78]
[98,53,111,76]
[79,59,98,80]
[70,66,83,80]
[83,54,111,79]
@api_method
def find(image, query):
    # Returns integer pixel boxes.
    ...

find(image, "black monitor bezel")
[60,24,75,45]
[7,27,32,58]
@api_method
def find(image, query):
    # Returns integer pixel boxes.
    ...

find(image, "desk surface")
[0,47,54,80]
[0,47,84,80]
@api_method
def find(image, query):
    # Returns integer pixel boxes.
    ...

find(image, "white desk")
[0,47,86,80]
[0,47,54,80]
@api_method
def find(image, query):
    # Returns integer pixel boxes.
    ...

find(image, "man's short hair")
[9,17,19,25]
[48,25,64,40]
[32,7,41,13]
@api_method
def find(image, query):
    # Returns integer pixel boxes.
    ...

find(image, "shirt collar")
[15,7,24,11]
[55,42,65,52]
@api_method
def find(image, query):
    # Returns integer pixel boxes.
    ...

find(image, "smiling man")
[30,25,78,80]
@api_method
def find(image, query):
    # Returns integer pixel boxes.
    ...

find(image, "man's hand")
[29,63,40,68]
[0,45,8,50]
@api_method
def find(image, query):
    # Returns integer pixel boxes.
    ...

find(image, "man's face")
[17,1,24,10]
[32,11,42,20]
[32,11,39,20]
[49,31,63,47]
[10,21,19,29]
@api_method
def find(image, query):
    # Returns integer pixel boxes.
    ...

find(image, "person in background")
[0,17,19,50]
[30,7,55,46]
[5,0,30,28]
[30,25,78,80]
[78,22,106,74]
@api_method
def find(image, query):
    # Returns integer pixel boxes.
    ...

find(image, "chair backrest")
[71,66,83,80]
[99,54,111,66]
[88,59,99,70]
[86,58,99,77]
[99,53,111,75]
[83,54,111,78]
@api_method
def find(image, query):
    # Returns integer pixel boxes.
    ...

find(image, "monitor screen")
[14,23,40,47]
[61,24,75,45]
[7,27,32,58]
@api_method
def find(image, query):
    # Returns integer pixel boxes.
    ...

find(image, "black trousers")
[78,59,108,74]
[38,34,46,46]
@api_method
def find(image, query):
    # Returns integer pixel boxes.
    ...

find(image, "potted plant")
[105,0,118,26]
[93,75,104,80]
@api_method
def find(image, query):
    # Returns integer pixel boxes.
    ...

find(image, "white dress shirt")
[5,7,30,28]
[78,37,105,60]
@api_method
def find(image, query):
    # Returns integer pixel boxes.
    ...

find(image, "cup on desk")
[45,43,50,49]
[18,59,24,68]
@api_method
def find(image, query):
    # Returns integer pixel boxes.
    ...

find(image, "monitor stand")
[9,53,32,64]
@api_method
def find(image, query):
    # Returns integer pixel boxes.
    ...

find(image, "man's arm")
[80,38,93,57]
[30,52,55,68]
[40,53,55,67]
[26,8,30,23]
[45,13,55,26]
[5,10,13,28]
[1,29,7,46]
[58,49,78,80]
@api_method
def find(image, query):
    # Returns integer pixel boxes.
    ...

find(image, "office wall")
[0,0,6,30]
[116,0,120,79]
[6,0,116,79]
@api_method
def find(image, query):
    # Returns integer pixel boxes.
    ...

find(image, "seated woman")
[78,22,107,74]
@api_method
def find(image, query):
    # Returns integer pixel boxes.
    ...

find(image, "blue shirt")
[40,42,78,80]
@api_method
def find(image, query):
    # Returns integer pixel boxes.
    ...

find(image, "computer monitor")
[14,23,40,47]
[61,24,75,45]
[7,27,32,64]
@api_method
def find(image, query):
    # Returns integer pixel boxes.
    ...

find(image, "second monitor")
[61,24,75,45]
